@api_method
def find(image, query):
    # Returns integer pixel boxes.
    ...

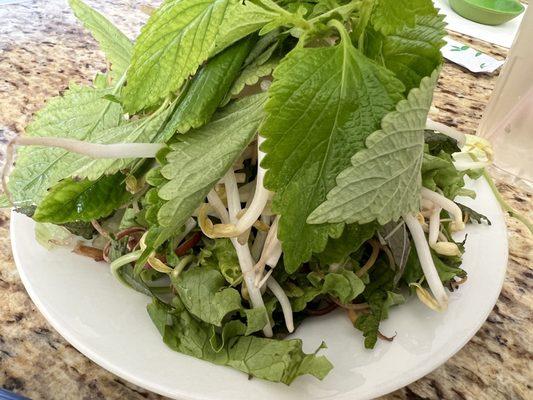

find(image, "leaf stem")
[482,169,533,234]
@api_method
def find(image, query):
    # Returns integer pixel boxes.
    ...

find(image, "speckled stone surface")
[0,1,531,399]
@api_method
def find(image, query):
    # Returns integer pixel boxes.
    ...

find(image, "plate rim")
[10,177,509,400]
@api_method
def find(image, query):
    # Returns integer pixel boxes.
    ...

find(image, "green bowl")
[449,0,525,25]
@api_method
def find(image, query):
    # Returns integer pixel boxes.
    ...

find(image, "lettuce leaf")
[261,26,403,271]
[173,266,242,327]
[147,297,332,384]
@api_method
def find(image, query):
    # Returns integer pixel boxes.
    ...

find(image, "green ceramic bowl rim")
[457,0,525,15]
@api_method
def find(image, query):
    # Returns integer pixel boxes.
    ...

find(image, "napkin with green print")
[442,37,505,73]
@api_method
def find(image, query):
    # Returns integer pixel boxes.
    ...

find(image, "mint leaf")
[366,14,445,92]
[261,31,403,271]
[33,174,130,224]
[174,266,242,327]
[371,0,437,35]
[161,37,253,136]
[147,297,332,384]
[308,69,439,226]
[69,0,132,80]
[317,223,376,265]
[157,94,266,230]
[8,84,122,205]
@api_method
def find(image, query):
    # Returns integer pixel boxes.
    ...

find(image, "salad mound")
[1,0,497,384]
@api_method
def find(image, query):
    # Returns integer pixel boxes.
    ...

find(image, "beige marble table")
[0,1,531,399]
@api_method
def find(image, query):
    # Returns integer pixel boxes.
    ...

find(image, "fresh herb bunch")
[1,0,494,384]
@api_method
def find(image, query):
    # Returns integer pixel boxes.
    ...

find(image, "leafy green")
[422,151,472,199]
[8,84,122,205]
[308,69,439,226]
[457,203,491,225]
[156,94,266,233]
[355,289,404,348]
[365,14,445,93]
[69,0,132,80]
[33,174,130,224]
[424,130,461,155]
[161,37,254,136]
[34,222,74,250]
[214,0,281,52]
[370,0,437,35]
[402,245,466,285]
[70,107,172,180]
[317,223,376,265]
[173,266,242,327]
[147,297,332,384]
[261,26,403,271]
[199,238,241,285]
[291,270,365,312]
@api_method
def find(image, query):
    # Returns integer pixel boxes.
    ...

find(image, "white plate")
[11,177,507,400]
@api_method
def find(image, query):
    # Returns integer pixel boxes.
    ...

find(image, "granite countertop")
[0,1,531,399]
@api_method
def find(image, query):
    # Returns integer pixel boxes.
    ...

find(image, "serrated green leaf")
[317,223,376,265]
[33,174,130,224]
[67,107,172,180]
[308,69,439,226]
[161,37,253,137]
[214,0,280,52]
[261,31,403,272]
[174,266,242,327]
[147,297,332,384]
[8,84,123,205]
[370,0,437,35]
[156,94,266,231]
[228,55,279,100]
[366,14,445,92]
[69,0,132,80]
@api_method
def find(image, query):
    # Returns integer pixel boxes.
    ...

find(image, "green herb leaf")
[422,151,469,199]
[370,0,437,35]
[308,69,439,226]
[291,270,365,312]
[33,174,130,224]
[261,29,403,272]
[174,266,242,327]
[8,84,122,205]
[317,223,376,265]
[424,129,461,155]
[366,14,445,93]
[457,203,491,225]
[147,297,332,384]
[161,37,254,136]
[214,0,280,52]
[157,94,266,232]
[199,238,241,285]
[123,0,275,113]
[69,0,133,80]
